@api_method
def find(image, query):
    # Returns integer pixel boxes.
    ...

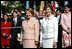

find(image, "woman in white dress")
[40,5,58,48]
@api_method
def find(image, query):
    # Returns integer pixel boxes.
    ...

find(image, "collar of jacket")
[45,15,54,20]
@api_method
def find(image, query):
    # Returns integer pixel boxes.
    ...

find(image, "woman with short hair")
[40,5,58,48]
[19,9,39,48]
[1,14,11,48]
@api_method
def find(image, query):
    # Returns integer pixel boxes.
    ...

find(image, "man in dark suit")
[56,9,62,48]
[10,11,22,48]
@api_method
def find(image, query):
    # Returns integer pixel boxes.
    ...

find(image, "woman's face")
[65,7,70,13]
[42,13,46,18]
[26,11,32,19]
[46,7,51,13]
[4,15,8,21]
[46,7,51,15]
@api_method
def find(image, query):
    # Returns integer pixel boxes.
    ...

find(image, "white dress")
[40,15,58,48]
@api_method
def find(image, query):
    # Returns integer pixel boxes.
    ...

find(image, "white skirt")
[42,38,54,48]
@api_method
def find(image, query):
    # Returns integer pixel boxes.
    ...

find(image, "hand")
[35,41,38,45]
[69,31,71,34]
[68,28,71,34]
[20,41,23,45]
[66,29,71,34]
[40,43,43,47]
[9,34,12,39]
[53,42,57,47]
[17,38,22,42]
[7,37,9,39]
[3,33,6,36]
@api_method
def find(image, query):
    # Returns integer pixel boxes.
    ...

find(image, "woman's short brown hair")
[26,8,34,15]
[25,8,34,16]
[46,4,53,11]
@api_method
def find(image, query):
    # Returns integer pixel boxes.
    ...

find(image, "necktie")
[59,15,61,24]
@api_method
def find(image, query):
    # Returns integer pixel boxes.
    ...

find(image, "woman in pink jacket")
[61,5,71,48]
[19,9,39,48]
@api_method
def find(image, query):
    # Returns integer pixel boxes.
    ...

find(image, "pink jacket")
[61,12,71,32]
[22,17,39,41]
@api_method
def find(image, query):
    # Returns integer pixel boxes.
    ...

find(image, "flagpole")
[33,1,36,11]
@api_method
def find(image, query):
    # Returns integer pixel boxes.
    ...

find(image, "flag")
[45,1,48,7]
[53,1,56,11]
[40,1,45,11]
[26,1,29,9]
[33,1,36,11]
[55,1,58,8]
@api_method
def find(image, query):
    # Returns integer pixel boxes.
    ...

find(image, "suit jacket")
[1,21,11,39]
[61,12,71,32]
[22,17,39,41]
[11,16,22,38]
[57,15,61,24]
[40,15,58,43]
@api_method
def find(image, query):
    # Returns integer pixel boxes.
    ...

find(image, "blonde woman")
[19,9,39,48]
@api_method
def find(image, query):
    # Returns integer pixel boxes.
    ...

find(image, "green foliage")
[1,1,64,13]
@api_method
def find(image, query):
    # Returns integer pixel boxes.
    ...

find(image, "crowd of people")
[1,4,71,48]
